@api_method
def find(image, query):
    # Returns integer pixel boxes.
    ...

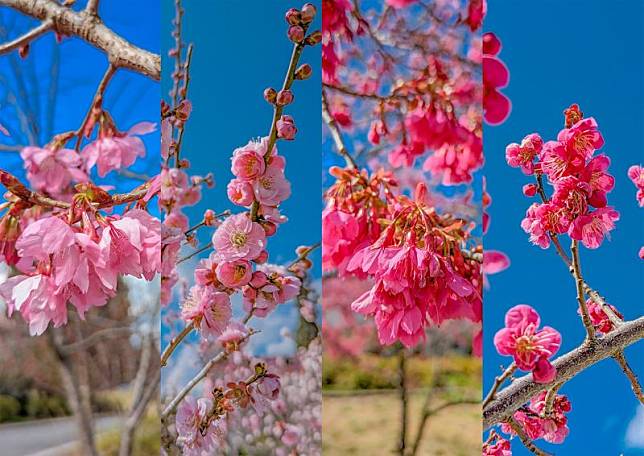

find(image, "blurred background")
[0,0,160,454]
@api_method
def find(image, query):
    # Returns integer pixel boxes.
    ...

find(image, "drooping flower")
[21,146,87,194]
[483,32,511,125]
[494,304,561,383]
[212,213,266,261]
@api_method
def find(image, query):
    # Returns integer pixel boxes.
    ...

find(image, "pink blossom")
[539,140,585,182]
[627,164,644,206]
[568,207,619,249]
[482,436,511,456]
[276,115,297,140]
[494,304,561,382]
[520,203,570,248]
[0,213,21,265]
[21,146,87,194]
[483,33,511,125]
[242,269,301,317]
[579,155,614,208]
[176,396,222,455]
[557,116,604,160]
[181,285,231,338]
[584,299,623,334]
[253,161,291,206]
[552,176,590,218]
[227,178,255,206]
[216,259,252,288]
[505,133,542,174]
[212,213,266,261]
[322,207,365,275]
[84,122,155,177]
[231,141,266,180]
[385,0,417,8]
[217,320,250,351]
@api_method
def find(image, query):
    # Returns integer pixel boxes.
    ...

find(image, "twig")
[177,243,211,264]
[74,63,116,150]
[570,240,596,340]
[160,321,194,367]
[482,363,516,409]
[322,89,357,169]
[398,349,408,456]
[614,351,644,404]
[483,316,644,428]
[85,0,100,16]
[542,382,562,417]
[0,19,53,55]
[506,416,551,456]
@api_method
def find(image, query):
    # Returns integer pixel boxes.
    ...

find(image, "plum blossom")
[21,146,87,194]
[176,396,223,455]
[568,206,619,249]
[494,304,561,383]
[628,164,644,206]
[212,213,266,261]
[181,285,232,338]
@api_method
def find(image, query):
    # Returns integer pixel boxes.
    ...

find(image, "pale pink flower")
[276,115,297,140]
[217,320,250,351]
[231,141,266,180]
[121,209,161,280]
[16,216,76,261]
[212,213,266,261]
[176,396,222,455]
[84,122,155,177]
[21,146,87,194]
[253,162,291,206]
[568,207,619,249]
[494,304,561,382]
[227,178,255,206]
[215,259,252,288]
[181,285,231,338]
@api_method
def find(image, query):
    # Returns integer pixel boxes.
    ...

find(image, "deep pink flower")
[465,0,485,31]
[215,259,252,288]
[231,141,266,180]
[21,146,87,194]
[322,207,366,275]
[494,304,561,381]
[584,299,623,334]
[552,176,590,218]
[84,122,155,177]
[482,436,511,456]
[627,164,644,206]
[557,117,604,160]
[212,213,266,261]
[385,0,417,8]
[505,133,543,174]
[539,140,585,182]
[483,33,511,125]
[521,203,570,248]
[578,154,614,208]
[568,207,619,249]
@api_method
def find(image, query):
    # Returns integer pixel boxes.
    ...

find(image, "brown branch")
[483,316,644,429]
[322,89,357,169]
[75,63,116,150]
[482,363,516,409]
[614,352,644,404]
[160,321,194,367]
[1,0,160,80]
[570,240,596,340]
[60,326,131,353]
[398,349,408,456]
[0,19,53,55]
[85,0,100,16]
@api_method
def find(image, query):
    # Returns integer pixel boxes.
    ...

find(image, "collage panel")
[0,0,161,454]
[483,1,644,455]
[159,1,322,455]
[321,1,484,454]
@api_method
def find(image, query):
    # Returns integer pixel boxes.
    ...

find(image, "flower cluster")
[324,170,482,348]
[507,105,619,249]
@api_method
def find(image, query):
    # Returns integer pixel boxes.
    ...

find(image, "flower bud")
[522,183,537,197]
[287,25,305,43]
[285,8,301,25]
[261,221,277,236]
[203,209,216,226]
[294,63,312,80]
[276,115,297,140]
[276,89,294,106]
[300,3,316,23]
[250,271,269,288]
[263,87,277,103]
[255,250,269,264]
[304,30,322,46]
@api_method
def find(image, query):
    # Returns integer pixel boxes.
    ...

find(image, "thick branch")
[0,19,53,54]
[1,0,160,80]
[483,316,644,429]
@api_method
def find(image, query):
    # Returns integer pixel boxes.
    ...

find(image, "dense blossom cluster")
[323,166,482,348]
[507,105,619,250]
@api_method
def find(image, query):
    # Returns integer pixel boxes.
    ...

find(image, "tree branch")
[0,0,160,80]
[322,89,357,169]
[0,19,53,55]
[483,316,644,429]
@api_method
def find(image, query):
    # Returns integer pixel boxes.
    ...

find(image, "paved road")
[0,415,122,456]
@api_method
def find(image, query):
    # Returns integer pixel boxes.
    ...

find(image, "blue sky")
[0,0,159,194]
[484,1,644,454]
[160,0,321,389]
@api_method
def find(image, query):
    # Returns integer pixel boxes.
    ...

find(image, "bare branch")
[614,351,644,404]
[483,316,644,429]
[0,0,160,80]
[322,89,357,169]
[0,19,52,55]
[60,326,131,353]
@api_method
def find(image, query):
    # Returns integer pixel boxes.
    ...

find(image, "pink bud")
[294,64,312,80]
[304,30,322,46]
[203,209,216,226]
[261,221,277,236]
[276,90,294,106]
[287,25,305,43]
[300,3,316,23]
[276,115,297,140]
[285,8,301,25]
[522,183,537,197]
[255,250,269,264]
[264,87,277,103]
